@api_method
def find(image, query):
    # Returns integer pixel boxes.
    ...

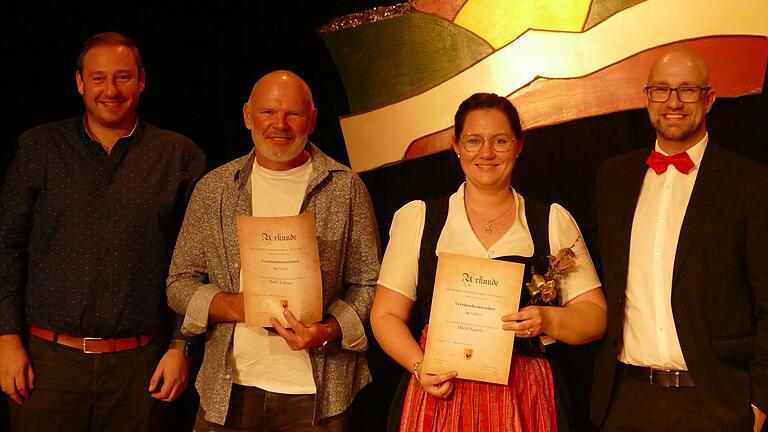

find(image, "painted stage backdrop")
[320,0,768,172]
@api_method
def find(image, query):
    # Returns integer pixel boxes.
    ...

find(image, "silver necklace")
[465,198,514,234]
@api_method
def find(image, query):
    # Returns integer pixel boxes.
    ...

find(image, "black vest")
[412,195,552,338]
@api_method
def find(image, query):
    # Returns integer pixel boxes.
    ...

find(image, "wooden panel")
[413,0,466,21]
[584,0,646,31]
[322,12,492,114]
[405,36,767,160]
[454,0,591,48]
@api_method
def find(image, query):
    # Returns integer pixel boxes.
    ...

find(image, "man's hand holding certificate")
[422,253,525,384]
[236,213,323,328]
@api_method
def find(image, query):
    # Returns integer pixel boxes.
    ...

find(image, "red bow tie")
[646,150,695,174]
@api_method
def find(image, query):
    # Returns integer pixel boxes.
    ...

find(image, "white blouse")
[378,184,601,305]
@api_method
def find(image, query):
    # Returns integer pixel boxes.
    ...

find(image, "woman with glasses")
[371,93,607,431]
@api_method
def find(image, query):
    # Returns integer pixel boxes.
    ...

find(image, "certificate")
[422,252,524,384]
[236,213,323,328]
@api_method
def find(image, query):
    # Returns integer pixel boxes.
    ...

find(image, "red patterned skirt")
[400,326,557,432]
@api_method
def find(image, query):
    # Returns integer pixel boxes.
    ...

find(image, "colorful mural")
[321,0,768,172]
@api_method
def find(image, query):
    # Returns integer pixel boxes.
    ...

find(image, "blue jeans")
[194,384,350,432]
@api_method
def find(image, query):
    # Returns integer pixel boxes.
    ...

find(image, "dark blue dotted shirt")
[0,117,205,338]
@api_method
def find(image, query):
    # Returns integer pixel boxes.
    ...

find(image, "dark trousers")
[601,373,724,432]
[194,384,350,432]
[8,335,166,432]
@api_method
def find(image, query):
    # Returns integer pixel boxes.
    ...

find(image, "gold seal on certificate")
[422,252,525,384]
[236,213,323,328]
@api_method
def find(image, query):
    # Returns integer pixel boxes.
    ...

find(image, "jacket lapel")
[612,151,649,289]
[672,144,723,288]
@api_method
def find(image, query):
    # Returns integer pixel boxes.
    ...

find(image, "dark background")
[2,2,766,431]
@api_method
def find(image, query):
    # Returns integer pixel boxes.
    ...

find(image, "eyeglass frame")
[644,85,711,103]
[458,133,519,153]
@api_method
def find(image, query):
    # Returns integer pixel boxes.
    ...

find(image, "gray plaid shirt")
[167,144,379,425]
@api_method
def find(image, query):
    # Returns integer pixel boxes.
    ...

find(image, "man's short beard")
[252,133,308,163]
[655,121,696,143]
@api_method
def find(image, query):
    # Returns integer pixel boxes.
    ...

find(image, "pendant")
[484,220,492,234]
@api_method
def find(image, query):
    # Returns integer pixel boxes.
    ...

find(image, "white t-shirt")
[230,158,316,394]
[378,184,600,306]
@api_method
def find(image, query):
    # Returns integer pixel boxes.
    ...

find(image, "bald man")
[167,71,380,431]
[590,49,768,431]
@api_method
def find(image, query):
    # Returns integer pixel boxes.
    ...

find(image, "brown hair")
[454,93,523,141]
[76,32,143,73]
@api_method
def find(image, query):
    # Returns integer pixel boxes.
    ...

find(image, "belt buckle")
[649,368,680,387]
[83,337,103,354]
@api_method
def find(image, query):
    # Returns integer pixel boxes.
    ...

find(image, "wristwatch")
[169,339,191,357]
[322,321,337,341]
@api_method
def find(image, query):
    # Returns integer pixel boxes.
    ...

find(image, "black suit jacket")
[590,142,768,430]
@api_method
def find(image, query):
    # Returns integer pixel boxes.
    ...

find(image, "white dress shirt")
[619,134,708,369]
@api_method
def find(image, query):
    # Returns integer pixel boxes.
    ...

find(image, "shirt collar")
[81,117,140,142]
[654,132,708,168]
[232,141,345,190]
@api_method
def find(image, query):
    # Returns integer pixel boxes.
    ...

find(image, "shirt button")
[233,262,239,269]
[223,374,231,380]
[658,327,664,332]
[655,252,661,257]
[659,217,665,222]
[656,289,661,295]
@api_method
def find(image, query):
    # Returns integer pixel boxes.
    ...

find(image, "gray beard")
[253,133,308,162]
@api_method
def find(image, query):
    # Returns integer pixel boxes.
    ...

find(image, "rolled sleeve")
[180,283,222,336]
[327,298,367,351]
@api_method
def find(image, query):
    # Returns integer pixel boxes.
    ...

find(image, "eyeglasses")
[644,86,711,103]
[459,133,517,153]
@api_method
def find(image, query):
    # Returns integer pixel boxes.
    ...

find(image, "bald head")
[647,48,710,87]
[248,70,314,108]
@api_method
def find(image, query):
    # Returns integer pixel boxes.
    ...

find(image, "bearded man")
[167,70,380,432]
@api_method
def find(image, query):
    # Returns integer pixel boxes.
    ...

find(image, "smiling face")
[453,108,521,191]
[646,49,715,153]
[76,44,145,133]
[243,71,317,171]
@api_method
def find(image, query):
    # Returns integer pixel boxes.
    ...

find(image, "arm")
[323,175,381,352]
[370,286,421,371]
[0,137,43,404]
[166,178,224,336]
[371,286,456,399]
[748,172,768,419]
[148,142,205,402]
[503,288,607,344]
[503,202,607,344]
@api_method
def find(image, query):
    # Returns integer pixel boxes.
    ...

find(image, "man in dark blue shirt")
[0,32,205,431]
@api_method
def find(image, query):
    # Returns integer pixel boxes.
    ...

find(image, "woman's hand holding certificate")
[422,252,525,385]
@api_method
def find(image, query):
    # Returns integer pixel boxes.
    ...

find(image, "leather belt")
[618,362,695,387]
[29,325,162,354]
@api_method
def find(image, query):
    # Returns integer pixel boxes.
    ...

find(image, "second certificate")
[422,252,525,384]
